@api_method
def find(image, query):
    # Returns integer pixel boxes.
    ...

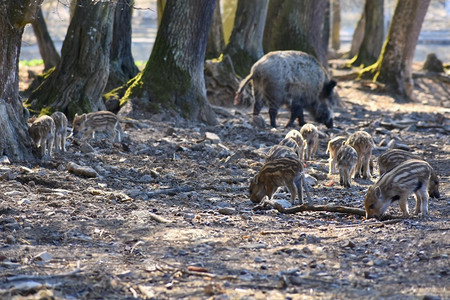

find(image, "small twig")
[6,269,83,283]
[146,186,193,198]
[260,230,293,235]
[148,212,172,224]
[183,270,238,281]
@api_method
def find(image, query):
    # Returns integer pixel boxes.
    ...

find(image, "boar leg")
[399,195,410,217]
[414,185,429,216]
[268,108,278,128]
[294,174,304,204]
[285,181,298,205]
[286,102,303,128]
[252,98,264,116]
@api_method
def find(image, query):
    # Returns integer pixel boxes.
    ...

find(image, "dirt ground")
[1,63,449,299]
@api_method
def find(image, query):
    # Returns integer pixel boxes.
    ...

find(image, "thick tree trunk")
[263,0,328,66]
[224,0,268,77]
[351,0,383,67]
[105,0,139,93]
[0,0,43,162]
[157,0,166,27]
[364,0,431,100]
[26,0,115,119]
[349,8,365,58]
[32,7,60,71]
[331,0,340,50]
[205,1,225,60]
[122,0,217,125]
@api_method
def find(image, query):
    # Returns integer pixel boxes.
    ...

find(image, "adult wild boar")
[234,51,337,128]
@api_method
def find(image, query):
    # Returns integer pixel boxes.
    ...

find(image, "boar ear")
[374,186,382,199]
[324,80,337,97]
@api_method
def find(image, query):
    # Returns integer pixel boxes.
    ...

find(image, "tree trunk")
[121,0,217,125]
[263,0,328,66]
[323,0,331,54]
[349,8,365,58]
[0,0,43,162]
[331,0,340,50]
[222,0,238,44]
[351,0,383,67]
[157,0,166,27]
[205,1,225,60]
[224,0,268,77]
[26,0,115,119]
[105,0,139,93]
[32,7,60,71]
[364,0,431,100]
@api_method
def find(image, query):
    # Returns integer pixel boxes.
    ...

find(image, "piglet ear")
[374,186,382,199]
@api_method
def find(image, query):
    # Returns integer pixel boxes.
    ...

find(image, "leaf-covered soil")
[1,63,449,299]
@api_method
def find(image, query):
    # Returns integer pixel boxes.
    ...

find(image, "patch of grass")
[19,59,44,67]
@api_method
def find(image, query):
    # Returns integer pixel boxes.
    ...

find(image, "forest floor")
[1,62,449,299]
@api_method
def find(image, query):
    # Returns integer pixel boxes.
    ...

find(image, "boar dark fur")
[235,51,337,128]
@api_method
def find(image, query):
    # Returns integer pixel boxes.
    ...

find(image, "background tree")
[349,7,365,58]
[26,0,116,118]
[263,0,329,66]
[0,0,43,162]
[222,0,238,44]
[350,0,384,67]
[32,7,60,71]
[223,0,268,77]
[205,1,225,60]
[121,0,217,125]
[105,0,139,93]
[361,0,431,100]
[331,0,340,51]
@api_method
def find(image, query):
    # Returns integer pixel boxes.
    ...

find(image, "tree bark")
[349,7,365,58]
[0,0,43,162]
[26,0,115,118]
[224,0,268,77]
[263,0,328,66]
[363,0,431,100]
[351,0,383,67]
[121,0,217,125]
[32,7,60,71]
[205,1,225,60]
[105,0,139,93]
[331,0,340,50]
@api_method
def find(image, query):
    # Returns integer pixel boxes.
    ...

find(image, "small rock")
[0,156,11,164]
[218,207,236,215]
[304,174,318,186]
[1,171,14,181]
[6,235,16,244]
[423,295,441,300]
[166,127,176,136]
[34,251,52,262]
[275,199,292,209]
[80,142,95,153]
[251,115,266,129]
[205,132,221,144]
[140,174,153,183]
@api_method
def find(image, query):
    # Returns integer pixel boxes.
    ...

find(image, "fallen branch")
[6,269,83,283]
[258,199,366,216]
[335,219,403,228]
